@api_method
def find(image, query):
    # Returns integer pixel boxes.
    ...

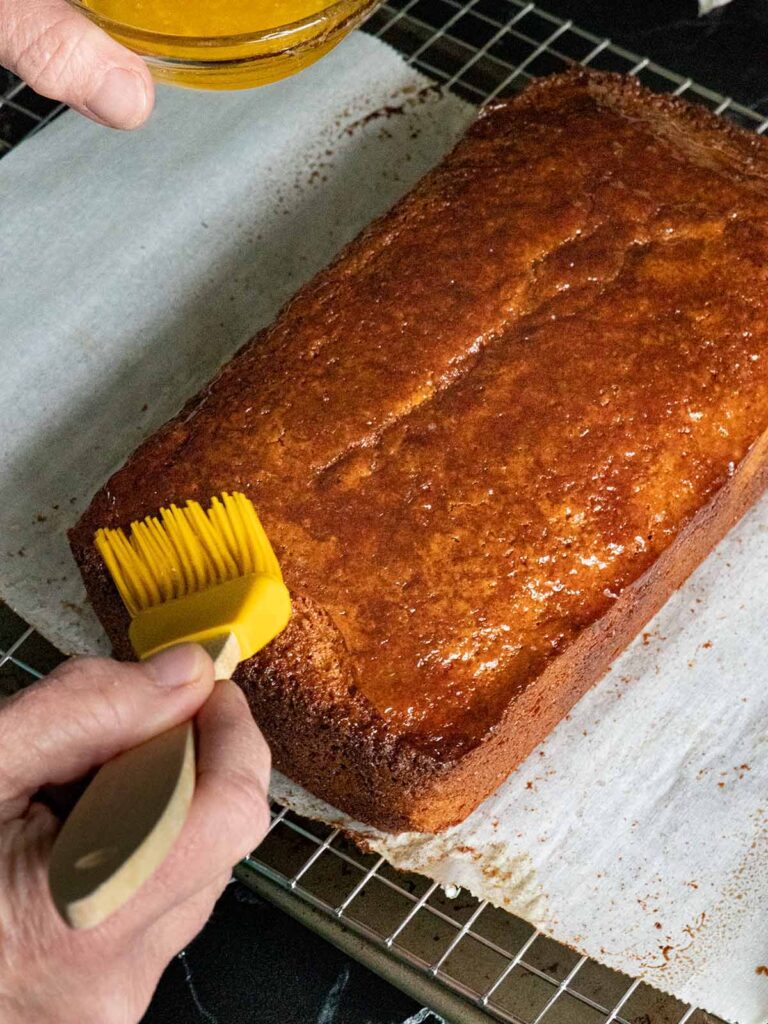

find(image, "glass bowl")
[66,0,382,90]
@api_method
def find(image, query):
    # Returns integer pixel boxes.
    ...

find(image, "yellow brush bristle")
[95,492,282,618]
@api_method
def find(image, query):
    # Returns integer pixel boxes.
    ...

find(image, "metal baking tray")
[2,1,758,1018]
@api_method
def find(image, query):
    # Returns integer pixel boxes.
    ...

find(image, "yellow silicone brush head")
[95,492,291,663]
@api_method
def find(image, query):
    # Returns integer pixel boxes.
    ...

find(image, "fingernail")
[146,644,207,688]
[86,68,149,130]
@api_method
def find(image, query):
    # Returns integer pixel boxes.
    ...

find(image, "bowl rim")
[66,0,373,46]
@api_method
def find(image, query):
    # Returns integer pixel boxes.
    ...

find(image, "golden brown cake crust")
[71,70,768,832]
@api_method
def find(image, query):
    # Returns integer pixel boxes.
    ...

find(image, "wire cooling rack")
[0,0,754,1020]
[1,0,766,148]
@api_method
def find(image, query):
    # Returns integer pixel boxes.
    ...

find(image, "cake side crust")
[243,427,768,832]
[70,423,768,834]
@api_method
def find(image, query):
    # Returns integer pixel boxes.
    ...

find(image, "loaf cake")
[70,70,768,833]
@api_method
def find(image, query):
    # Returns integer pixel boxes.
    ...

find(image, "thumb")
[0,645,214,810]
[0,0,154,129]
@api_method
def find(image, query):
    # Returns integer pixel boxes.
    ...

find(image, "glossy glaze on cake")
[71,70,768,832]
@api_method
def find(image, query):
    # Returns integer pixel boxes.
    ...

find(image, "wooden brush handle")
[48,634,240,930]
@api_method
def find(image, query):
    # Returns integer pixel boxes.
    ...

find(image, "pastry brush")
[49,492,291,930]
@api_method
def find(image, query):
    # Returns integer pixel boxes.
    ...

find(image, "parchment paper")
[0,31,766,1023]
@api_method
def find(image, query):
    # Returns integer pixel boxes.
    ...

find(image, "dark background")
[539,0,768,110]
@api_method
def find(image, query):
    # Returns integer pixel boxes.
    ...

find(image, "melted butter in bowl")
[69,0,382,89]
